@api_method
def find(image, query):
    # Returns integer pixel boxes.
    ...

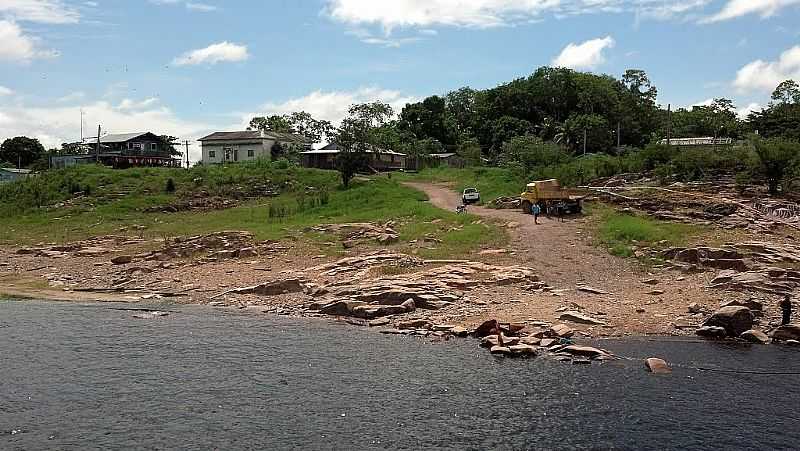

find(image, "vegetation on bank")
[592,206,696,258]
[0,161,506,258]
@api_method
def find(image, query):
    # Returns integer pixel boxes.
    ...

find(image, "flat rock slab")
[559,311,605,325]
[576,285,610,295]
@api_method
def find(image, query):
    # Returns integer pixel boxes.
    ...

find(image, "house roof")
[429,153,458,158]
[0,168,33,174]
[84,132,154,144]
[199,130,311,143]
[311,142,406,156]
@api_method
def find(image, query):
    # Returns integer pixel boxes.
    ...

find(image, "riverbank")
[0,183,792,339]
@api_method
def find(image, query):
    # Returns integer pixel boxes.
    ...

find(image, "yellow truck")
[520,179,585,215]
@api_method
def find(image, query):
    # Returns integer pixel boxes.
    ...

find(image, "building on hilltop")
[658,137,733,146]
[199,130,312,164]
[52,132,182,169]
[301,142,406,171]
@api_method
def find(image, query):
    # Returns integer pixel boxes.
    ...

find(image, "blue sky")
[1,0,800,159]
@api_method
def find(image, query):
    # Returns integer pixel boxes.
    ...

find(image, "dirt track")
[405,182,734,336]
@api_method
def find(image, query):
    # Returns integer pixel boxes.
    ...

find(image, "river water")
[1,299,799,450]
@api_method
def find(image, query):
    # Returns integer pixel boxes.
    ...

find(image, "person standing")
[532,203,541,225]
[780,295,793,325]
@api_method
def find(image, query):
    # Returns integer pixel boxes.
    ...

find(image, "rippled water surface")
[2,299,799,450]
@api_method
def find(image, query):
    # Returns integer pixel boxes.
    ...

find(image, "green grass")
[592,205,697,257]
[398,167,527,205]
[0,164,507,258]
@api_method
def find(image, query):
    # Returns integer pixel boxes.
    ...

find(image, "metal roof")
[83,132,152,144]
[429,153,458,158]
[0,168,33,174]
[302,148,406,156]
[199,130,311,143]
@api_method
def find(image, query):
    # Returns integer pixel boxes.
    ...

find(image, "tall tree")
[335,102,394,187]
[771,80,800,105]
[0,136,45,168]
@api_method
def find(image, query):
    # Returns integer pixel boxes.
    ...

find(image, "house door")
[234,149,239,162]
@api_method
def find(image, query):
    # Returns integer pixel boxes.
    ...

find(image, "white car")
[462,187,480,204]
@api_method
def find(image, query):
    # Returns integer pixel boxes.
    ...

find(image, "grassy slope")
[0,163,506,258]
[397,167,527,205]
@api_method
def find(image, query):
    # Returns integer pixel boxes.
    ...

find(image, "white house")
[199,130,311,164]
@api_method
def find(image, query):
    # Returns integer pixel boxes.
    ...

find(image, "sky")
[1,0,800,161]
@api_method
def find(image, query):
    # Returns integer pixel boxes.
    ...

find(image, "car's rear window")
[465,188,477,193]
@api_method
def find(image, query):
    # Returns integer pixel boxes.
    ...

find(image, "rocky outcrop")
[111,255,133,265]
[770,325,800,342]
[309,222,400,247]
[702,306,754,337]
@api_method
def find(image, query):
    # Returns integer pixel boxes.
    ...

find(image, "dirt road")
[406,182,727,336]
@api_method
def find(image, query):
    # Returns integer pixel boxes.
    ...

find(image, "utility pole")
[617,121,621,150]
[184,140,191,169]
[96,125,101,163]
[80,108,84,142]
[666,104,672,146]
[583,128,587,156]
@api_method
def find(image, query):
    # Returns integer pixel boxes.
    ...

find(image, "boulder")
[400,299,416,313]
[740,329,771,344]
[111,255,134,265]
[645,358,672,374]
[786,340,800,347]
[539,338,558,347]
[702,306,754,337]
[558,311,605,325]
[352,304,407,319]
[687,303,703,314]
[450,326,469,337]
[520,336,541,346]
[549,323,575,338]
[770,325,800,342]
[696,326,727,339]
[720,299,764,311]
[319,300,366,316]
[474,319,501,338]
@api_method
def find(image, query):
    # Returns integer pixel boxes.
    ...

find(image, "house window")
[209,150,216,158]
[132,143,143,151]
[150,143,157,151]
[247,149,255,158]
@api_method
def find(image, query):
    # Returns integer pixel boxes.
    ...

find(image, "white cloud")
[552,36,615,70]
[0,19,58,62]
[0,97,217,162]
[185,2,217,12]
[702,0,800,23]
[172,41,249,66]
[248,87,419,130]
[325,0,711,30]
[0,0,79,24]
[117,97,160,110]
[57,91,86,102]
[733,45,800,92]
[737,102,762,118]
[0,85,13,96]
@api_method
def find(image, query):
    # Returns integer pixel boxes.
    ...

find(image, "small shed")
[0,168,33,183]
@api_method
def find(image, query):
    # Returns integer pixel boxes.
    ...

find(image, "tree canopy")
[0,136,45,168]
